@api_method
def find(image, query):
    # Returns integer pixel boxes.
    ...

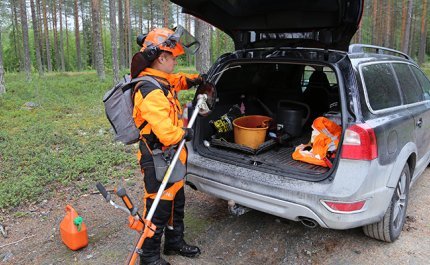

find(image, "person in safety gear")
[130,27,203,265]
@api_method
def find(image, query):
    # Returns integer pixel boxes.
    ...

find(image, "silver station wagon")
[174,0,430,242]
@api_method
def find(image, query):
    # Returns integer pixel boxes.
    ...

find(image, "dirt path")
[1,169,430,265]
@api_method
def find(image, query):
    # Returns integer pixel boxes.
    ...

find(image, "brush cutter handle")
[116,187,143,220]
[96,182,111,202]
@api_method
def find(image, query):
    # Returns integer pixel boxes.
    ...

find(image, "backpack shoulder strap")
[132,76,168,131]
[133,76,169,98]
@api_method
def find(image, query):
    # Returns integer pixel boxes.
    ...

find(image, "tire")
[362,164,410,242]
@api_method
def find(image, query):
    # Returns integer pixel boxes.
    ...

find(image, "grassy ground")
[0,69,196,209]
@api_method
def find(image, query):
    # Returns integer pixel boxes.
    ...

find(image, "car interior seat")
[303,70,330,123]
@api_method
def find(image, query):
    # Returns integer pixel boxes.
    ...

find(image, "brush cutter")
[96,94,210,265]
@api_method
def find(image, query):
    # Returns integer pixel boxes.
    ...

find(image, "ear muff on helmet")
[137,33,162,62]
[130,52,151,78]
[142,45,161,62]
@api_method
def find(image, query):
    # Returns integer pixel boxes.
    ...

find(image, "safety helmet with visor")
[138,26,200,61]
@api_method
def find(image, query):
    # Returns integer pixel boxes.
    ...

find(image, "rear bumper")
[187,174,329,227]
[186,149,396,230]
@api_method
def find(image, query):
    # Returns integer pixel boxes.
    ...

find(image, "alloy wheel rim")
[392,172,407,230]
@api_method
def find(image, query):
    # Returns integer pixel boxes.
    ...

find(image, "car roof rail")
[348,44,412,61]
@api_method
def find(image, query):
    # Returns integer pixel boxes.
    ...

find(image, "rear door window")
[361,63,401,111]
[392,63,423,104]
[410,66,430,100]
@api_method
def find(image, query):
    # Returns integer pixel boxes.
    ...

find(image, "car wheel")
[362,164,410,242]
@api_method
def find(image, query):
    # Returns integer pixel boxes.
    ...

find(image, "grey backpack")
[103,75,161,145]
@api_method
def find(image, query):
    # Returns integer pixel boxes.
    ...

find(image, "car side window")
[410,66,430,100]
[362,63,401,111]
[392,63,423,104]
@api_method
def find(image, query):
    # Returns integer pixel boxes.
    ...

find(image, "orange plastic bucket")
[233,115,272,149]
[60,205,88,251]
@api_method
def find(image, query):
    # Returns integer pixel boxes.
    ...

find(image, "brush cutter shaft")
[146,94,207,221]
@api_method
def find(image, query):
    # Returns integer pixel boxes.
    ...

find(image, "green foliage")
[211,28,235,63]
[0,72,133,209]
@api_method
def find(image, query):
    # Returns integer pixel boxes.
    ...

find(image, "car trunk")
[192,52,344,181]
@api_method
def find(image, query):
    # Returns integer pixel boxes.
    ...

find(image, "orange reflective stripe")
[144,180,184,201]
[168,204,174,227]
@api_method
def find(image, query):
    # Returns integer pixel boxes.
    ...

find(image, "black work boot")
[164,239,201,258]
[140,256,170,265]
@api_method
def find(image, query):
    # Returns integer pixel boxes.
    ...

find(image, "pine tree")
[74,0,82,70]
[91,0,105,80]
[19,0,31,80]
[30,0,43,75]
[42,0,52,71]
[109,0,119,83]
[0,29,5,94]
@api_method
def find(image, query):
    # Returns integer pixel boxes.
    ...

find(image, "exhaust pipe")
[228,200,251,216]
[299,217,318,228]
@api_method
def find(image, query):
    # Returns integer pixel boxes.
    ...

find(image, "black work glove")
[183,128,194,142]
[186,74,207,87]
[199,74,208,85]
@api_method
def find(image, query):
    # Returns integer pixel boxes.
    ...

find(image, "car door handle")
[416,118,423,128]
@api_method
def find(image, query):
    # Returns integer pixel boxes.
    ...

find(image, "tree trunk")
[418,0,428,65]
[402,0,413,54]
[118,0,125,69]
[176,4,180,27]
[51,0,60,71]
[149,0,154,30]
[58,0,65,71]
[163,0,169,27]
[385,0,392,47]
[74,0,82,70]
[195,18,211,73]
[355,5,363,44]
[36,0,45,69]
[138,1,143,32]
[372,0,378,44]
[109,0,119,83]
[30,0,43,76]
[42,0,52,71]
[80,0,90,68]
[0,30,5,94]
[184,14,190,65]
[409,1,418,56]
[65,0,70,70]
[124,0,132,66]
[12,0,24,72]
[19,0,31,80]
[91,0,105,80]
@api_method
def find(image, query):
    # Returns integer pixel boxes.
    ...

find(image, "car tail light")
[321,200,366,213]
[341,123,377,160]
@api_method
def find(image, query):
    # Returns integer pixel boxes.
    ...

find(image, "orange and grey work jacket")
[133,67,200,200]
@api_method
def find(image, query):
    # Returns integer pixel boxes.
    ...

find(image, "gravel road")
[1,168,429,264]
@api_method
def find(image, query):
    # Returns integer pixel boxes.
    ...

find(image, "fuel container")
[60,205,88,250]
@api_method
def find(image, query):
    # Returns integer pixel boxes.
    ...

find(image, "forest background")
[0,0,429,88]
[1,0,430,210]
